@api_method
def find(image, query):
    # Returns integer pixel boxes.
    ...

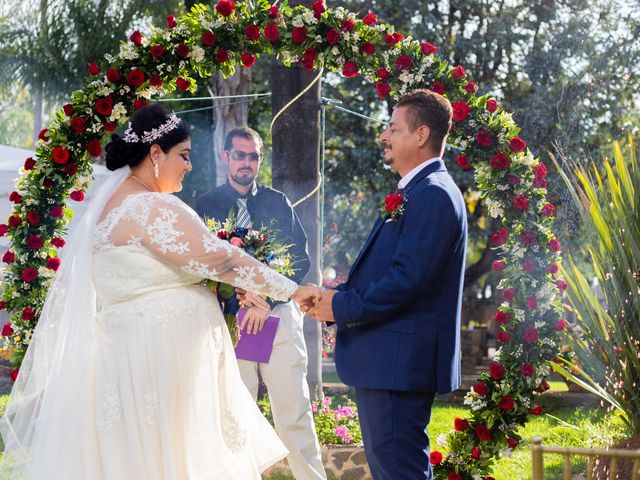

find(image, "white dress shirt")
[398,157,441,190]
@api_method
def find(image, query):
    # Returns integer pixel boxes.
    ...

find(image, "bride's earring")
[153,161,159,179]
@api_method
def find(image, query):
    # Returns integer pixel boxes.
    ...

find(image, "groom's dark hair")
[395,89,452,152]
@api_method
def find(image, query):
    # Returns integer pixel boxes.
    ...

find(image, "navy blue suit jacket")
[332,159,467,394]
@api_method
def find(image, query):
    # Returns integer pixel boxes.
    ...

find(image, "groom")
[307,89,467,479]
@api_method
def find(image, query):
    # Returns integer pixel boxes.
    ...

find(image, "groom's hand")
[308,289,336,322]
[239,306,270,335]
[236,289,270,312]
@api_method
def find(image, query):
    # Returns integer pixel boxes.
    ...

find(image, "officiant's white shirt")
[398,156,441,189]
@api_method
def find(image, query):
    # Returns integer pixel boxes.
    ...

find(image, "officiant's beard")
[230,171,256,186]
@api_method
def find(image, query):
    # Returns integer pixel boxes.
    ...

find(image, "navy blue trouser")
[355,387,436,480]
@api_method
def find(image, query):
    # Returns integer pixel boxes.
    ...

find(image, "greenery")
[552,136,640,435]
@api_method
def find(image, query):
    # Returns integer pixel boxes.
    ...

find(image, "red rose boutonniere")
[380,191,406,220]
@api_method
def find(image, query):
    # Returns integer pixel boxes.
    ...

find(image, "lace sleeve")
[133,194,297,301]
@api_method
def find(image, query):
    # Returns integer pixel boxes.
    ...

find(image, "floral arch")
[0,1,566,478]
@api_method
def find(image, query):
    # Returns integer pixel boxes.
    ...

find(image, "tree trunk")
[270,58,323,401]
[207,68,252,186]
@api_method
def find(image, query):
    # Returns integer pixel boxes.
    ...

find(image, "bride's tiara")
[123,112,181,144]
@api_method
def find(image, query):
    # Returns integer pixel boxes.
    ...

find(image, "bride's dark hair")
[105,103,191,171]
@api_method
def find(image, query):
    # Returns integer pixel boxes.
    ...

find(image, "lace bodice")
[92,192,297,305]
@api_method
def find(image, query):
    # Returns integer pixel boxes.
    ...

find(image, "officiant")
[195,127,326,480]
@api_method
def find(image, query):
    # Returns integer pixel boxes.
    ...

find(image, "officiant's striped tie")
[236,197,252,228]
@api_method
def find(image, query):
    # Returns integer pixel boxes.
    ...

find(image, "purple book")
[234,309,280,363]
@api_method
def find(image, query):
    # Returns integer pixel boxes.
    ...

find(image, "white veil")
[0,166,130,478]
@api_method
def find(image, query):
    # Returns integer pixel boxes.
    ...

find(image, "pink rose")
[230,237,244,247]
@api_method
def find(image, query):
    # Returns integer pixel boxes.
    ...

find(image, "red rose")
[464,82,478,94]
[448,472,462,480]
[50,205,64,217]
[496,331,511,343]
[524,326,539,344]
[474,424,492,441]
[23,156,36,171]
[2,251,15,263]
[311,0,325,18]
[499,395,514,411]
[52,146,70,165]
[27,234,44,250]
[301,57,315,71]
[556,279,568,291]
[326,28,341,45]
[429,450,443,465]
[0,224,7,236]
[176,77,191,91]
[175,43,189,58]
[513,194,529,211]
[304,47,318,60]
[489,362,505,380]
[529,406,542,416]
[534,163,548,177]
[106,67,121,83]
[547,238,561,253]
[537,378,550,392]
[241,53,256,68]
[55,165,71,179]
[22,307,34,320]
[454,417,469,431]
[70,116,87,134]
[486,99,498,112]
[475,129,492,147]
[244,25,261,41]
[490,227,508,246]
[503,287,516,302]
[130,30,142,45]
[215,49,229,63]
[63,104,74,116]
[490,152,510,170]
[378,68,390,80]
[395,55,413,70]
[471,447,481,460]
[451,101,470,122]
[523,259,536,273]
[474,382,488,396]
[26,211,41,225]
[126,69,145,88]
[88,62,100,75]
[421,42,437,55]
[363,11,378,25]
[150,74,163,87]
[384,193,403,212]
[264,23,279,42]
[202,31,217,46]
[456,154,471,170]
[519,230,536,246]
[554,319,567,331]
[507,438,519,449]
[507,175,521,185]
[542,203,555,216]
[291,27,308,44]
[47,257,61,271]
[510,137,527,153]
[133,98,148,110]
[342,61,359,78]
[95,96,113,117]
[9,191,22,204]
[495,310,510,324]
[70,190,85,202]
[527,295,537,310]
[520,363,535,377]
[87,139,102,157]
[215,0,235,16]
[533,177,547,189]
[450,65,466,79]
[267,4,278,17]
[546,262,559,274]
[340,19,355,32]
[384,32,404,46]
[375,82,391,99]
[10,369,19,381]
[21,267,38,282]
[51,237,66,248]
[150,44,165,58]
[8,215,22,228]
[492,260,506,272]
[104,122,117,132]
[2,323,13,336]
[166,15,177,28]
[360,42,376,55]
[38,128,49,142]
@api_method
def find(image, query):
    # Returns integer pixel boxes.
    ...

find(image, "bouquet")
[205,212,296,344]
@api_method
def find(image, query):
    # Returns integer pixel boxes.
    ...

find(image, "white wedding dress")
[1,190,295,479]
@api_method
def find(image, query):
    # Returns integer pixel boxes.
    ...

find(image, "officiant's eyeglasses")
[227,150,262,162]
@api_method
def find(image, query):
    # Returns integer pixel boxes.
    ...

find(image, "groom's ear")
[415,124,431,149]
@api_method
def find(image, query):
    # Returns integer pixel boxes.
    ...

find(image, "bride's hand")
[237,290,270,312]
[291,284,322,311]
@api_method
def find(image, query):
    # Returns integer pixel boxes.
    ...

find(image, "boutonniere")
[380,190,406,220]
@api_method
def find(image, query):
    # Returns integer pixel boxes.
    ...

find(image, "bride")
[0,104,320,479]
